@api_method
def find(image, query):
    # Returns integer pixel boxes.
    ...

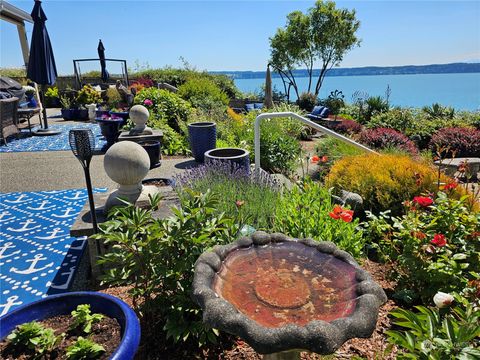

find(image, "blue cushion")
[311,106,324,116]
[320,107,330,117]
[245,103,255,111]
[254,103,264,109]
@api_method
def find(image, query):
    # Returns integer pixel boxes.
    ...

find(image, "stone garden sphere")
[129,105,149,126]
[104,141,150,185]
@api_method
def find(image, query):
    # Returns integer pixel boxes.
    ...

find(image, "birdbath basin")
[193,232,387,357]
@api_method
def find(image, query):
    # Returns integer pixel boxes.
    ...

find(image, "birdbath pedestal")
[193,232,387,358]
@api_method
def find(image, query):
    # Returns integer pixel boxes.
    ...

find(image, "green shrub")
[178,77,229,112]
[297,92,317,111]
[174,162,281,230]
[272,180,365,258]
[134,87,191,133]
[325,153,461,215]
[95,191,241,348]
[133,67,240,98]
[369,190,480,302]
[387,294,480,359]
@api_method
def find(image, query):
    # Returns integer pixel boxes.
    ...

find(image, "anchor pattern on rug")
[0,188,107,316]
[0,123,106,153]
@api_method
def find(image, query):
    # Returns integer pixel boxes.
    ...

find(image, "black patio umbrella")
[27,0,60,136]
[97,39,109,83]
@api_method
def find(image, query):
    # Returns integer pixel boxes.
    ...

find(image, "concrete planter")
[204,147,250,173]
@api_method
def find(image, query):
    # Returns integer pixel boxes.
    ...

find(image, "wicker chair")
[0,97,20,145]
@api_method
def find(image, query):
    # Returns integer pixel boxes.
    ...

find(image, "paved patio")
[0,109,195,316]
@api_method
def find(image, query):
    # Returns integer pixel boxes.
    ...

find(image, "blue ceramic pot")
[26,95,37,108]
[0,292,141,360]
[188,122,216,162]
[109,111,129,127]
[95,118,124,151]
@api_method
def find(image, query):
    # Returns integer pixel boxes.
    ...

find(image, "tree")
[269,0,361,100]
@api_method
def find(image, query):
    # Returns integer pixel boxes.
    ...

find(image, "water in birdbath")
[213,241,358,328]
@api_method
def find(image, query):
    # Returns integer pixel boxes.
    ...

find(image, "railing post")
[254,112,377,171]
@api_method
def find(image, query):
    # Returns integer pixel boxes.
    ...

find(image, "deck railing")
[254,112,377,171]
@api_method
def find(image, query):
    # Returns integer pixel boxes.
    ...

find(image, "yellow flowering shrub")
[325,153,466,215]
[227,107,244,123]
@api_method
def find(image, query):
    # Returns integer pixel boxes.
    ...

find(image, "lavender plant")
[174,161,281,230]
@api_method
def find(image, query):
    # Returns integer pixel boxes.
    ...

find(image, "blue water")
[234,73,480,111]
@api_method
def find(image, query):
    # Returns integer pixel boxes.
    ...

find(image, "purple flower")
[144,99,153,106]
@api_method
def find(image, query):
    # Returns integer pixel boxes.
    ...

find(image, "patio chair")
[0,97,20,145]
[306,105,330,121]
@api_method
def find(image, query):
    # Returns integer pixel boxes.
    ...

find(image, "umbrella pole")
[32,84,61,136]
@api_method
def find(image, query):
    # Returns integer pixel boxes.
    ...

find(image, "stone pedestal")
[118,130,163,143]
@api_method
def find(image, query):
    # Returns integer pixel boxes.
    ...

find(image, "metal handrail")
[254,112,377,171]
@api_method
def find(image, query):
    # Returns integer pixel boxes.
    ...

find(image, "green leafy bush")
[387,294,480,359]
[370,190,480,302]
[178,77,229,112]
[76,85,101,106]
[95,191,240,348]
[66,337,105,360]
[134,87,191,133]
[297,92,317,111]
[133,67,240,98]
[272,180,365,258]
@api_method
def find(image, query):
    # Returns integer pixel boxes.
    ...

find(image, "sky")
[1,0,479,75]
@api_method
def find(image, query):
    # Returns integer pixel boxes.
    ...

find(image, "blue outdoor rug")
[0,188,107,316]
[0,123,106,153]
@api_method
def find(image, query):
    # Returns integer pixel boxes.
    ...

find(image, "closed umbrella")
[27,0,60,136]
[97,39,109,83]
[263,64,274,109]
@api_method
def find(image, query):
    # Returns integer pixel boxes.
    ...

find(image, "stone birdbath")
[193,232,387,359]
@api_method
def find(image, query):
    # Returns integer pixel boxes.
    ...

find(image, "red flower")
[329,205,354,223]
[440,182,458,191]
[431,234,447,247]
[311,155,320,163]
[413,196,433,207]
[320,156,329,163]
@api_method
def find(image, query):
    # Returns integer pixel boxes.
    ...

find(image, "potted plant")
[60,95,77,120]
[95,115,124,151]
[22,85,37,108]
[44,86,61,108]
[0,292,140,360]
[188,122,217,162]
[76,85,101,121]
[204,147,250,173]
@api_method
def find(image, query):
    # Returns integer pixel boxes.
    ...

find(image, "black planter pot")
[142,177,175,187]
[204,148,250,173]
[77,109,89,120]
[188,122,216,162]
[139,140,161,169]
[61,108,76,120]
[96,110,110,118]
[95,118,124,151]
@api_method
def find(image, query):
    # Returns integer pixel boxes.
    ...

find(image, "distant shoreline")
[213,62,480,79]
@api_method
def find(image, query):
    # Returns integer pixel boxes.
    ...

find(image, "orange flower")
[329,205,354,222]
[440,182,458,191]
[412,231,427,240]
